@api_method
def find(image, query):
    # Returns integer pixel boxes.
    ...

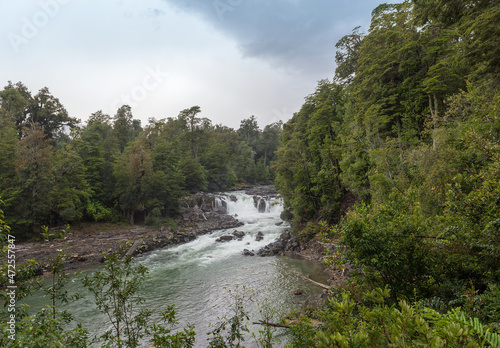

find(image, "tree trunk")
[429,94,439,151]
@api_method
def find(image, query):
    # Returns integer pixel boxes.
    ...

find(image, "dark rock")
[257,230,300,256]
[229,195,237,202]
[280,231,291,240]
[255,231,264,241]
[242,249,255,256]
[275,221,283,226]
[292,289,304,296]
[216,235,234,242]
[232,230,245,240]
[257,240,284,256]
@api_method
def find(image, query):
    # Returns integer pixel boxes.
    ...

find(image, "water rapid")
[29,190,329,347]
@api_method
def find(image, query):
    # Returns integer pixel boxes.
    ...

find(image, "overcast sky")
[1,0,383,129]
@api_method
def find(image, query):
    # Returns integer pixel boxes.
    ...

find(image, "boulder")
[242,249,255,256]
[280,231,291,240]
[257,230,299,256]
[257,240,284,256]
[255,231,264,241]
[232,230,245,240]
[215,235,234,242]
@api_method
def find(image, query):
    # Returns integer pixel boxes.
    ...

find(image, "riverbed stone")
[242,249,255,256]
[232,230,245,240]
[216,235,234,242]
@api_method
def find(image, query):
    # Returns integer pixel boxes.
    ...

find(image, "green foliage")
[1,78,282,232]
[207,285,254,348]
[274,80,346,225]
[82,249,196,347]
[252,298,282,348]
[339,189,441,300]
[82,251,151,347]
[146,305,196,348]
[287,288,500,347]
[0,212,89,347]
[0,305,89,348]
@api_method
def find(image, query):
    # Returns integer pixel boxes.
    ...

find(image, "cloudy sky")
[1,0,383,129]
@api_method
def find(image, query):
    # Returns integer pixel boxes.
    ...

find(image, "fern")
[449,311,500,348]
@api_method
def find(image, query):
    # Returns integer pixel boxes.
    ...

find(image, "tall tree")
[14,123,55,232]
[335,26,364,85]
[113,140,154,224]
[113,105,135,153]
[238,115,260,147]
[29,87,78,141]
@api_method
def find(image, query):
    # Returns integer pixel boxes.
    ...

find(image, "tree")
[238,115,260,147]
[113,105,135,153]
[14,123,55,233]
[114,140,154,224]
[78,111,117,211]
[29,87,78,141]
[178,106,203,159]
[51,137,91,224]
[82,250,196,348]
[260,121,282,168]
[335,26,364,85]
[0,81,31,134]
[274,80,346,224]
[0,109,19,214]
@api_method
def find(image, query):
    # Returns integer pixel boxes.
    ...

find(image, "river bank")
[16,186,346,289]
[16,192,244,271]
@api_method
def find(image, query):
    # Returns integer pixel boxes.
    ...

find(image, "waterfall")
[26,190,328,348]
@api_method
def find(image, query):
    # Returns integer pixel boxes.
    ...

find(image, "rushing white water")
[27,190,328,347]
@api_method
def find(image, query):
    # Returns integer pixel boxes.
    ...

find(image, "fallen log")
[252,318,324,328]
[300,275,331,291]
[252,321,290,329]
[122,239,142,260]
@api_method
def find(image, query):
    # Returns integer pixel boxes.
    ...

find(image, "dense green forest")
[0,86,282,236]
[274,0,500,345]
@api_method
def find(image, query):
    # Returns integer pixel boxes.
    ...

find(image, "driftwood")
[252,320,290,329]
[300,275,331,291]
[122,239,142,260]
[252,319,324,328]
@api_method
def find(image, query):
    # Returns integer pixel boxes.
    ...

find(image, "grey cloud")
[160,0,381,75]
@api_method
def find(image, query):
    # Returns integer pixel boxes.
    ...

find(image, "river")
[28,190,328,347]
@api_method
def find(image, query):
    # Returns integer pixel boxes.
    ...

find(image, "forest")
[0,89,282,236]
[1,0,500,346]
[274,0,500,346]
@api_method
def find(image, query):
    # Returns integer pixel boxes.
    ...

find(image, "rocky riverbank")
[16,192,244,272]
[254,230,349,288]
[16,186,346,291]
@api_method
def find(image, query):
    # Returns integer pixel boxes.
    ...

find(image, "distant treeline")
[0,88,282,236]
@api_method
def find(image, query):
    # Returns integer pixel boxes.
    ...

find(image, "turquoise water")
[27,191,328,347]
